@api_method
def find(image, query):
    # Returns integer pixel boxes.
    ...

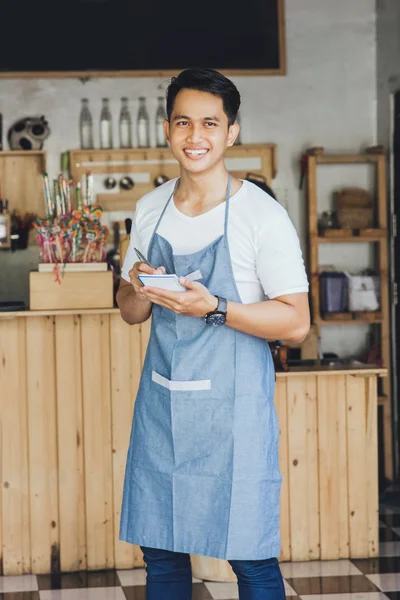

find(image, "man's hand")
[128,261,166,301]
[141,277,218,318]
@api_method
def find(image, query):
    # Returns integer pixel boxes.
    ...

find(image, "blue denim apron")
[120,176,281,560]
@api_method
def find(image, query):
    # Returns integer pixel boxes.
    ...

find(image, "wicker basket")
[335,187,374,229]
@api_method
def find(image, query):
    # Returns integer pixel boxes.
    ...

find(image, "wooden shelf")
[316,153,380,164]
[0,150,46,158]
[318,311,383,325]
[306,146,393,480]
[317,229,387,243]
[70,144,278,211]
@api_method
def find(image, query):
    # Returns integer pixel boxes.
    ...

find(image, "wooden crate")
[29,271,113,310]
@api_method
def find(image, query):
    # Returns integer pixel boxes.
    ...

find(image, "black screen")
[0,0,283,73]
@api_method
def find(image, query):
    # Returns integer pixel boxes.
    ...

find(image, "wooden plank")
[317,376,340,559]
[316,154,379,164]
[286,377,319,561]
[274,377,291,561]
[305,377,320,560]
[336,376,350,558]
[0,68,286,79]
[375,157,391,479]
[81,314,114,569]
[307,156,320,321]
[0,319,31,574]
[346,375,369,557]
[26,316,59,573]
[55,315,86,571]
[366,376,379,557]
[0,308,120,318]
[110,315,136,569]
[287,377,309,561]
[277,367,386,378]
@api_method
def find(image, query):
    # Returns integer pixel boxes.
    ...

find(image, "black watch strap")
[216,296,227,314]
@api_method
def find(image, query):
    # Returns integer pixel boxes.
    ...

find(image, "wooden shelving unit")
[0,150,46,217]
[306,146,393,480]
[69,144,277,212]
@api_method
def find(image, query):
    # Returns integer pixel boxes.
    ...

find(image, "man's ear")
[227,123,240,147]
[163,119,170,144]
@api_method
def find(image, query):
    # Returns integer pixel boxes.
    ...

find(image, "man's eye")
[177,121,188,126]
[205,122,216,127]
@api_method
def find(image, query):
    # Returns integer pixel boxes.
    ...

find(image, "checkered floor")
[1,505,399,600]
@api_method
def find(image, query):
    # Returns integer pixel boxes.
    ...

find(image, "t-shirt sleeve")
[256,210,309,299]
[121,211,141,283]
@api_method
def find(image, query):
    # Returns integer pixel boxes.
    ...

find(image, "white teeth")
[185,149,208,156]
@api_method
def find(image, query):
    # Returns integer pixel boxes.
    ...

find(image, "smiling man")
[117,68,309,600]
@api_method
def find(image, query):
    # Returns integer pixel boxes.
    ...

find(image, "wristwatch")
[204,296,228,326]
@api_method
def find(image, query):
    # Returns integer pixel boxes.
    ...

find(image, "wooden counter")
[0,309,385,575]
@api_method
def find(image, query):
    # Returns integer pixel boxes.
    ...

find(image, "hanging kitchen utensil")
[120,176,134,190]
[120,150,135,191]
[154,151,169,187]
[103,152,116,189]
[104,176,117,189]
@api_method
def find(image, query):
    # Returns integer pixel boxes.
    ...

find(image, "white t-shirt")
[121,179,309,304]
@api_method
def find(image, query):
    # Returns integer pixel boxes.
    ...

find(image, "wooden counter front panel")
[0,316,379,574]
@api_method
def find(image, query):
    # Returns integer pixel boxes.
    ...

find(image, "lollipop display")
[34,172,109,283]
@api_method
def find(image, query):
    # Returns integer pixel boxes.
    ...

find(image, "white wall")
[0,0,377,357]
[377,0,400,149]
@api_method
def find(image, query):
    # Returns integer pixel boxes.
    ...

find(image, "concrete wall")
[377,0,400,149]
[0,0,377,357]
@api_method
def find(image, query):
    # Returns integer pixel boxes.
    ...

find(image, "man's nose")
[186,124,204,143]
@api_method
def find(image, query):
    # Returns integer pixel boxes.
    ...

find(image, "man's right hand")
[128,261,166,299]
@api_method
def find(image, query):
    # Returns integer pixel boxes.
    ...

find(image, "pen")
[134,247,154,269]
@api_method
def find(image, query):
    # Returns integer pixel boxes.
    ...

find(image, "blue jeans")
[141,546,286,600]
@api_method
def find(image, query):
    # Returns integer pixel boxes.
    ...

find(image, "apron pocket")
[152,370,211,391]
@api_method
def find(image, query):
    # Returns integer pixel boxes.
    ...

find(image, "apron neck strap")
[150,174,231,244]
[148,180,178,252]
[224,173,232,237]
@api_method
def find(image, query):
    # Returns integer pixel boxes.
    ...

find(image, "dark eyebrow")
[173,114,191,121]
[172,115,220,122]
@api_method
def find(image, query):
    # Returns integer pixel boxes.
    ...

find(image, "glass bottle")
[155,96,167,147]
[137,97,150,148]
[100,98,113,149]
[119,97,132,148]
[79,99,94,149]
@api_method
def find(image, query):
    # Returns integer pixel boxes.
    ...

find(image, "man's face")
[164,88,239,175]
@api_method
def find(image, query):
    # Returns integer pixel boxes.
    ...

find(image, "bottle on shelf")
[79,99,94,150]
[137,97,150,148]
[100,98,113,149]
[119,97,132,148]
[155,96,167,148]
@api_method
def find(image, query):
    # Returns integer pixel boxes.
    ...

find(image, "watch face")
[206,312,226,326]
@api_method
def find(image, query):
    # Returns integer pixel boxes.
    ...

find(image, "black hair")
[166,68,241,126]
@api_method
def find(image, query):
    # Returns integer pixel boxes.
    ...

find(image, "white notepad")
[138,274,187,292]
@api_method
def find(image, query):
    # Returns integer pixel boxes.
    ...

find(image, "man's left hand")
[141,277,218,318]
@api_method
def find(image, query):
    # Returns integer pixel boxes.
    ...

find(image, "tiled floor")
[1,505,400,600]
